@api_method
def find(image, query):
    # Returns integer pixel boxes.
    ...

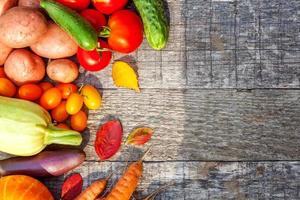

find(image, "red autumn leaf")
[61,173,83,200]
[125,127,154,146]
[95,120,123,160]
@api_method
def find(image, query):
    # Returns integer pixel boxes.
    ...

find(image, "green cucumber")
[133,0,169,50]
[40,0,97,51]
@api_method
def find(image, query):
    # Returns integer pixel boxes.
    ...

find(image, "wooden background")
[3,0,300,199]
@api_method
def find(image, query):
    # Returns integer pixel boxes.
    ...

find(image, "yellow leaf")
[112,61,140,92]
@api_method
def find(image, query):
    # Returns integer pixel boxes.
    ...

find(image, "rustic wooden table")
[4,0,300,199]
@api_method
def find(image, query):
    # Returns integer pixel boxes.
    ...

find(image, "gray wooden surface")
[2,0,300,199]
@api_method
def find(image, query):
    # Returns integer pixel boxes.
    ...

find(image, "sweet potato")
[31,22,78,59]
[0,7,47,48]
[0,0,17,16]
[4,49,45,85]
[0,41,12,66]
[18,0,40,8]
[47,59,79,83]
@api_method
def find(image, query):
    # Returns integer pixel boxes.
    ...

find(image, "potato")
[18,0,40,8]
[4,49,45,85]
[47,59,79,83]
[0,7,47,48]
[0,0,17,16]
[0,41,12,66]
[31,22,78,59]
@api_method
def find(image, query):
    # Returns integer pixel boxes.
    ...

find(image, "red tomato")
[56,0,90,10]
[57,123,70,130]
[0,78,16,97]
[101,10,143,53]
[92,0,127,15]
[18,84,43,101]
[77,40,112,71]
[70,110,87,132]
[40,88,62,110]
[56,83,78,99]
[51,101,69,122]
[80,9,106,32]
[39,82,53,92]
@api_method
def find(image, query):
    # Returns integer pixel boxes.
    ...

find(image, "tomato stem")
[99,26,111,38]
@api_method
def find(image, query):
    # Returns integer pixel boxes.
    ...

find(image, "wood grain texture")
[79,0,300,89]
[0,88,298,161]
[76,89,299,161]
[43,161,300,200]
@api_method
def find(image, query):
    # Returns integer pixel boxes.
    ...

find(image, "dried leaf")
[95,120,123,160]
[61,173,83,200]
[126,127,154,146]
[112,61,140,92]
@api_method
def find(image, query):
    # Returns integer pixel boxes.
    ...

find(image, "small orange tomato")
[0,78,16,97]
[71,110,87,132]
[0,67,6,78]
[51,101,69,122]
[18,84,43,101]
[57,83,78,99]
[39,88,62,110]
[39,82,53,92]
[81,84,102,110]
[66,93,84,115]
[57,123,70,130]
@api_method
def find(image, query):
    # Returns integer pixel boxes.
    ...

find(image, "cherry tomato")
[0,78,16,97]
[57,123,70,130]
[71,110,87,132]
[66,93,84,115]
[81,85,102,109]
[39,88,62,110]
[80,9,106,32]
[92,0,127,15]
[51,101,69,122]
[0,67,6,78]
[18,83,42,101]
[77,40,112,72]
[57,83,78,99]
[39,82,53,92]
[56,0,90,10]
[101,10,143,53]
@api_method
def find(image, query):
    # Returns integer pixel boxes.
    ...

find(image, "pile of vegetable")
[0,0,169,199]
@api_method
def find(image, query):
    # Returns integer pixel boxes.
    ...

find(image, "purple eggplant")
[0,149,85,177]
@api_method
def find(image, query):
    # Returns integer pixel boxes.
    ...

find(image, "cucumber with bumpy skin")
[40,0,97,51]
[133,0,169,50]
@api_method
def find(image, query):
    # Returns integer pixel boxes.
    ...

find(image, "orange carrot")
[75,174,111,200]
[105,149,151,200]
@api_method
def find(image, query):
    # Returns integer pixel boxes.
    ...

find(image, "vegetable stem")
[44,125,82,146]
[99,26,111,38]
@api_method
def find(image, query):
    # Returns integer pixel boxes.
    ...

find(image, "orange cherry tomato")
[51,101,69,122]
[81,84,102,110]
[39,82,53,92]
[66,93,84,115]
[57,123,70,130]
[71,110,87,132]
[0,67,7,78]
[39,88,62,110]
[57,83,78,99]
[18,83,43,101]
[0,78,16,97]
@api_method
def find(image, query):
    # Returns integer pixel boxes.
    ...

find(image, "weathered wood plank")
[43,161,300,200]
[1,88,298,161]
[77,89,299,161]
[82,0,300,89]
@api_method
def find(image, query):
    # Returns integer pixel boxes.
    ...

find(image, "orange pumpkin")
[0,175,54,200]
